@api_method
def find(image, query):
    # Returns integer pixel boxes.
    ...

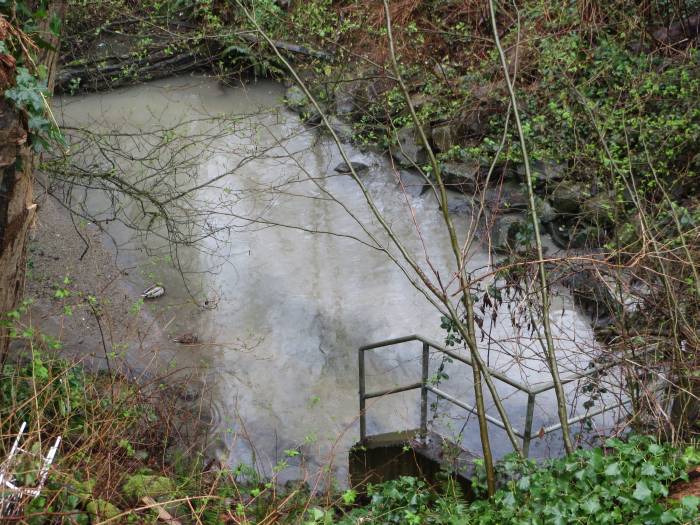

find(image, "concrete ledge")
[348,430,477,499]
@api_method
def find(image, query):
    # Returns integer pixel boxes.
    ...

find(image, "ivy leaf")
[604,462,621,476]
[640,463,657,476]
[517,476,530,491]
[581,497,601,514]
[632,480,652,502]
[660,509,678,523]
[681,495,700,510]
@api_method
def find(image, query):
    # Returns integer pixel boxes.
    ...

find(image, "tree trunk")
[0,104,34,358]
[0,1,64,360]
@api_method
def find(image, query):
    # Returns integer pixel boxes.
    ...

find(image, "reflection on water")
[55,76,604,484]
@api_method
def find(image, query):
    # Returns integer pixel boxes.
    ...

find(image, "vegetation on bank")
[1,325,699,524]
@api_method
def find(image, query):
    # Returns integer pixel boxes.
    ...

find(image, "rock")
[301,106,322,125]
[563,269,645,326]
[86,499,121,520]
[327,116,354,142]
[488,182,529,214]
[441,161,479,193]
[284,85,307,112]
[334,83,356,115]
[550,181,589,215]
[391,125,429,168]
[547,220,602,250]
[536,198,557,224]
[581,191,615,225]
[517,160,566,187]
[490,214,529,254]
[334,161,368,174]
[432,123,458,153]
[568,224,603,249]
[447,199,472,215]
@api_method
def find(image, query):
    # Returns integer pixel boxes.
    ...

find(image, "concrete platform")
[348,430,478,499]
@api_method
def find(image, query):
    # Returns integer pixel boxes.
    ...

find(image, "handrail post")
[359,348,366,441]
[420,342,429,438]
[523,392,536,458]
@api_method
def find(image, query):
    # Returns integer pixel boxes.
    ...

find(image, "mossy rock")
[122,474,175,502]
[70,478,96,502]
[86,499,121,521]
[284,85,308,112]
[550,181,590,215]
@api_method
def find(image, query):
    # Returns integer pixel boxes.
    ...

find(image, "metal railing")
[359,334,631,457]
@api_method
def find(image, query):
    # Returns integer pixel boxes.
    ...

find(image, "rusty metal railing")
[359,334,632,457]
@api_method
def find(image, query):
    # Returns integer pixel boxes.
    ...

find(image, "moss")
[86,499,121,520]
[122,473,176,502]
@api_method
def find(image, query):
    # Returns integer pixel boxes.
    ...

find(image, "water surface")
[55,76,605,484]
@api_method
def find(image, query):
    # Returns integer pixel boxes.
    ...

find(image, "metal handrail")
[358,334,632,457]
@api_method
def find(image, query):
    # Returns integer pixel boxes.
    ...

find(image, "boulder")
[327,116,354,142]
[563,269,646,327]
[447,199,472,215]
[536,198,557,224]
[335,89,355,115]
[490,214,529,254]
[284,85,308,112]
[517,160,566,188]
[391,125,429,168]
[441,161,479,193]
[489,182,529,214]
[581,191,615,225]
[547,220,603,250]
[550,181,589,215]
[431,123,458,153]
[334,161,369,174]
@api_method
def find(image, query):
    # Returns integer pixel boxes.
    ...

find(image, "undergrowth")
[308,437,700,525]
[2,317,698,524]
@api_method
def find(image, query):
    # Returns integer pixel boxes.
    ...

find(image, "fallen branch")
[141,496,182,525]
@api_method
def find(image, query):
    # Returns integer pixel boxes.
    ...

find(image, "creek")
[55,75,605,485]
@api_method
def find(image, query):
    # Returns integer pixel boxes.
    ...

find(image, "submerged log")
[55,48,215,93]
[238,33,332,60]
[56,31,331,94]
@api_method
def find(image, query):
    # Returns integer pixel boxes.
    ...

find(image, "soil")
[670,466,700,501]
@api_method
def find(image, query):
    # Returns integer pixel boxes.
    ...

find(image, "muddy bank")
[25,182,174,370]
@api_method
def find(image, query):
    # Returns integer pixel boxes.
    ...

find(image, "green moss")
[122,474,176,502]
[86,499,121,521]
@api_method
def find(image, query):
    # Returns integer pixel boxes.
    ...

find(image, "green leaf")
[604,462,621,476]
[640,463,657,476]
[49,13,61,36]
[660,510,678,523]
[681,495,700,510]
[632,480,652,502]
[581,497,601,514]
[517,476,530,491]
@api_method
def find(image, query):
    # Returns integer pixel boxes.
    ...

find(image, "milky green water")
[55,76,602,484]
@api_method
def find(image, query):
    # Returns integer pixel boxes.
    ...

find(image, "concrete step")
[348,429,478,498]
